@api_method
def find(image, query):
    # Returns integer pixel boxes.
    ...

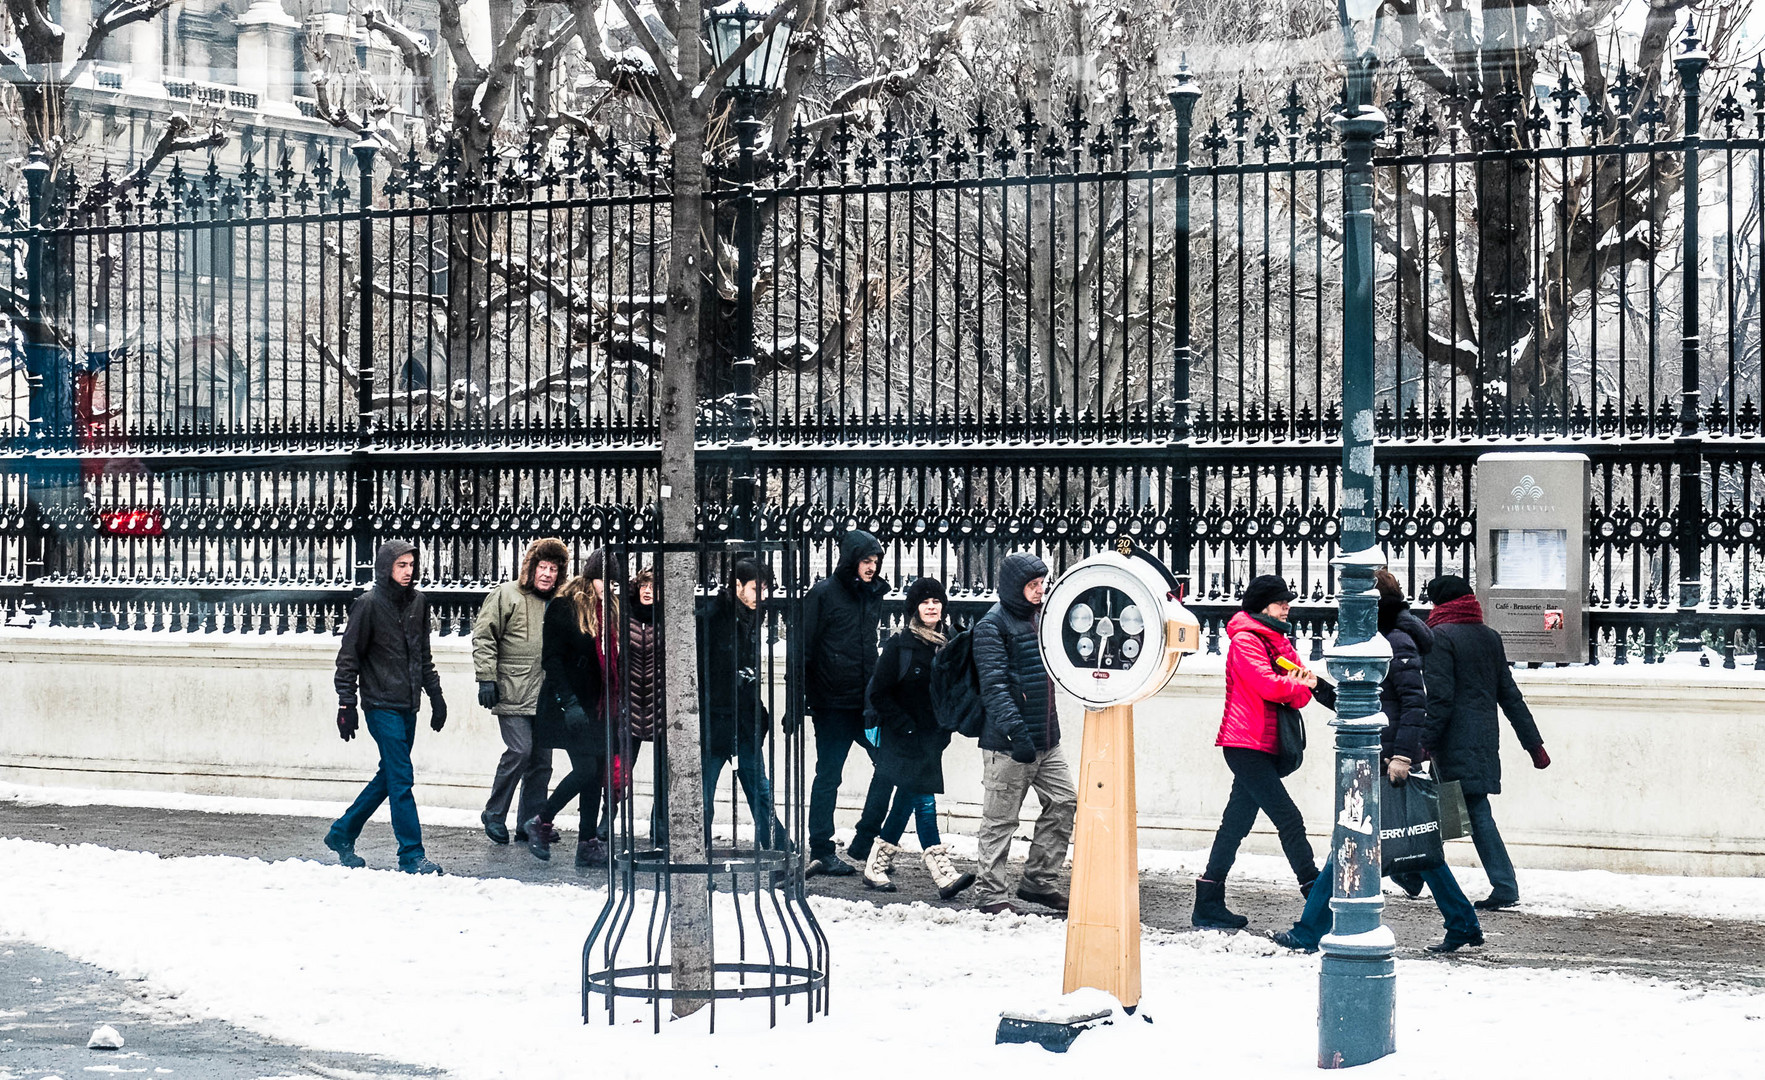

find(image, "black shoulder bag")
[1262,640,1307,778]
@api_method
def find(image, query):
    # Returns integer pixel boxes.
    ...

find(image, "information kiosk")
[1474,453,1590,664]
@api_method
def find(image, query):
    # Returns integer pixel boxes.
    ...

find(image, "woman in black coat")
[525,548,617,867]
[1418,575,1550,911]
[698,559,787,850]
[846,577,975,900]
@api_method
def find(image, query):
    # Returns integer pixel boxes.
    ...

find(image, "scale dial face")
[1038,548,1198,708]
[1060,585,1147,674]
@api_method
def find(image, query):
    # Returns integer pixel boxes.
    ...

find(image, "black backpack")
[930,628,986,739]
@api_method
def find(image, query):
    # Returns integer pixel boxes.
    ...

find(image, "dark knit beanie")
[1241,574,1298,613]
[582,547,606,583]
[1426,575,1474,605]
[904,577,948,611]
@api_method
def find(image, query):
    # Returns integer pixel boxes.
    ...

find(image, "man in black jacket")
[1414,575,1552,910]
[326,539,447,874]
[970,552,1076,914]
[795,530,889,877]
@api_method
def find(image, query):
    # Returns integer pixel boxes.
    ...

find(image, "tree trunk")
[664,0,712,1019]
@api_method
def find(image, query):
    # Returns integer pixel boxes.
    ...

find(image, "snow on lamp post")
[1319,0,1395,1069]
[707,1,793,541]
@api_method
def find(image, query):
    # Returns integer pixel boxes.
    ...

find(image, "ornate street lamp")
[707,1,795,97]
[1318,0,1395,1069]
[705,1,794,540]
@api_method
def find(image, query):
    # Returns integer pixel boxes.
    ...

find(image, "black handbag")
[1274,703,1306,778]
[1380,771,1447,876]
[1262,641,1307,777]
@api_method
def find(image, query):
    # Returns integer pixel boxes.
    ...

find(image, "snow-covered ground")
[1,836,1761,1080]
[7,780,1765,924]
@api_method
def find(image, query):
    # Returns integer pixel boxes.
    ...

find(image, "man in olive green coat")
[474,537,569,843]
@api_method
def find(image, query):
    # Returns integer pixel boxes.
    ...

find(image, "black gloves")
[337,705,359,742]
[478,681,499,709]
[1008,733,1038,764]
[781,708,803,736]
[430,693,448,732]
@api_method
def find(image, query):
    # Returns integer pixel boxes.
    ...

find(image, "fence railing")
[4,30,1764,664]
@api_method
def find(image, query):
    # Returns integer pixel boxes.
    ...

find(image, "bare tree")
[1375,0,1750,412]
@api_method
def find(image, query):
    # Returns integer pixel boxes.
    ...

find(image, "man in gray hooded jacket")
[970,551,1076,914]
[326,539,447,874]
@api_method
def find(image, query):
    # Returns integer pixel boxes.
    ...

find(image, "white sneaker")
[863,840,899,892]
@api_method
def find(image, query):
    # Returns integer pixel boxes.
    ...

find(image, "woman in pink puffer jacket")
[1191,575,1322,931]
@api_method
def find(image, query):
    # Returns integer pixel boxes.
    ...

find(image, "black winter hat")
[1240,574,1298,613]
[582,547,606,583]
[1426,574,1474,605]
[904,576,948,612]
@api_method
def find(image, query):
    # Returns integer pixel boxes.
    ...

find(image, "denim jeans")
[703,735,787,850]
[808,708,869,861]
[850,773,940,856]
[880,790,939,848]
[1288,856,1480,949]
[329,708,424,867]
[1464,792,1518,901]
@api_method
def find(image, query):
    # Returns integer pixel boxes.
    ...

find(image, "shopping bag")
[1436,778,1471,841]
[1380,773,1446,876]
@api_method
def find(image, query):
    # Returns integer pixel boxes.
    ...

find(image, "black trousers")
[1203,746,1319,885]
[540,748,604,831]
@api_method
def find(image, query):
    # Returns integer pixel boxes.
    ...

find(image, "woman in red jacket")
[1192,575,1321,930]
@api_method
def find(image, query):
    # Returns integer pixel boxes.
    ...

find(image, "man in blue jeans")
[1274,848,1481,954]
[327,539,447,874]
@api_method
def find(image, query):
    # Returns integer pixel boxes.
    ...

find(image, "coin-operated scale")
[1038,541,1200,1010]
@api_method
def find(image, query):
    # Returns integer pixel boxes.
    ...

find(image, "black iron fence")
[4,29,1764,664]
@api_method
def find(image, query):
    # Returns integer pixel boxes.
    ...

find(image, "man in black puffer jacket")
[326,539,446,875]
[796,530,890,876]
[970,552,1076,915]
[1417,575,1551,911]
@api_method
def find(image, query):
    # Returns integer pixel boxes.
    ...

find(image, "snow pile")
[0,838,1760,1080]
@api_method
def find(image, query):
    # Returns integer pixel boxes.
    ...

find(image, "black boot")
[1192,878,1249,930]
[523,816,551,862]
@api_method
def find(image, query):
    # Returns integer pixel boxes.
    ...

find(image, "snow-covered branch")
[119,115,228,190]
[827,0,988,113]
[364,6,442,129]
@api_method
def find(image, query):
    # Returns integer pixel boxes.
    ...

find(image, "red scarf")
[1427,593,1484,627]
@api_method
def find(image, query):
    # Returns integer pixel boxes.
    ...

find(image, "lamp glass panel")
[709,14,744,69]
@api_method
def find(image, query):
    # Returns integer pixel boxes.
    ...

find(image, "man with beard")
[473,538,570,844]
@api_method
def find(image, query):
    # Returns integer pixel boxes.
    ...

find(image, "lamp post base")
[1318,951,1396,1069]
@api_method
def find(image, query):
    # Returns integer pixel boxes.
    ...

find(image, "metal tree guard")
[582,538,828,1031]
